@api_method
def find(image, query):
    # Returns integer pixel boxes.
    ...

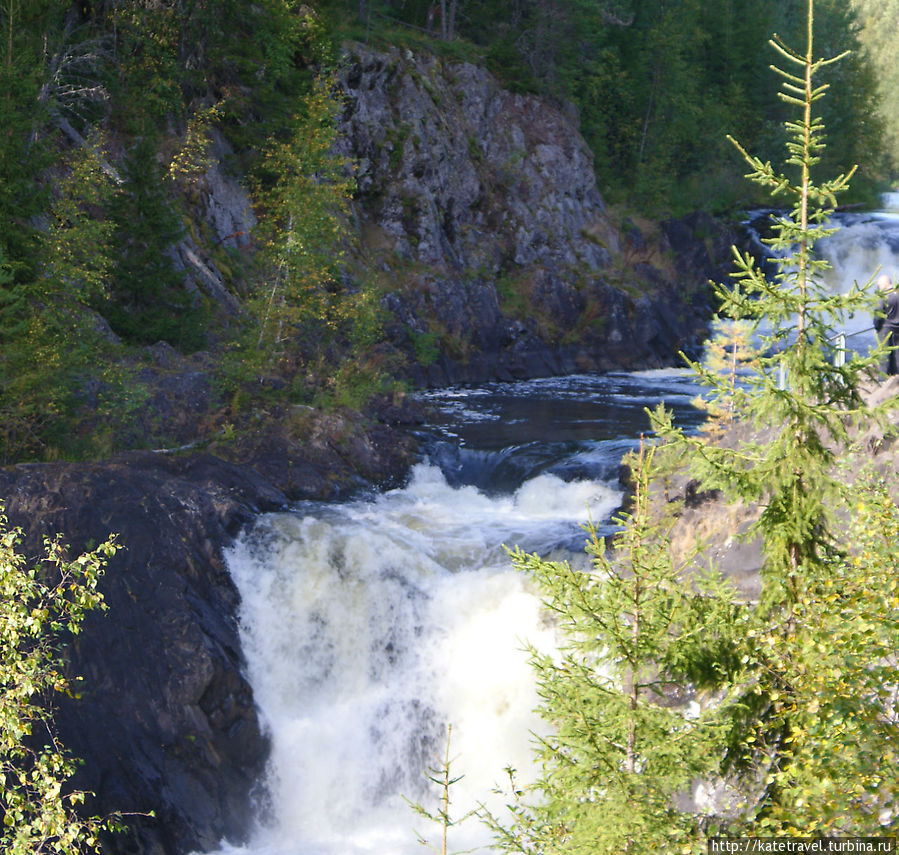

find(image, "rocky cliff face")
[337,44,733,386]
[0,456,276,855]
[339,45,608,275]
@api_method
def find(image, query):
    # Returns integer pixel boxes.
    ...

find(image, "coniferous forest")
[0,0,892,463]
[4,0,899,853]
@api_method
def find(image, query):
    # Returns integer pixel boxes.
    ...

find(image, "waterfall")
[199,200,899,855]
[744,203,899,350]
[205,462,622,855]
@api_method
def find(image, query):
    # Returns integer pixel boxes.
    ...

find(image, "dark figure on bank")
[874,273,899,376]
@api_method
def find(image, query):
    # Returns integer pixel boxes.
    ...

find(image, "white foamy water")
[199,199,899,855]
[743,206,899,351]
[202,463,621,855]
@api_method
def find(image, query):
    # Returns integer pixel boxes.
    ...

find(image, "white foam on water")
[200,463,616,855]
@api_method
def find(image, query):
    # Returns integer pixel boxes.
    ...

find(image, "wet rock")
[0,416,420,855]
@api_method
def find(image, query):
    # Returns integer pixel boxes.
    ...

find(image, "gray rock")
[0,454,282,854]
[335,44,729,386]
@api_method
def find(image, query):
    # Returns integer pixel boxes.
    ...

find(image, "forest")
[0,0,895,465]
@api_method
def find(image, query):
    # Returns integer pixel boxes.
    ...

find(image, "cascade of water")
[741,204,899,352]
[198,199,899,855]
[197,369,709,855]
[204,462,621,855]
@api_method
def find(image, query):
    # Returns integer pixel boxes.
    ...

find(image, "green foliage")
[105,136,207,351]
[252,72,356,352]
[43,137,116,305]
[731,470,899,835]
[495,1,899,848]
[0,139,133,463]
[488,441,741,854]
[166,103,221,190]
[653,0,896,832]
[693,318,758,435]
[0,506,120,852]
[666,2,879,588]
[0,0,60,269]
[851,0,899,179]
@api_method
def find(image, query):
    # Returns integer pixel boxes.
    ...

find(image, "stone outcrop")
[337,44,733,386]
[339,45,608,274]
[642,377,899,602]
[0,455,277,855]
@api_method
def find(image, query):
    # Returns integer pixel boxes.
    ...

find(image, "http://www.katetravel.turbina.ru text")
[709,840,895,854]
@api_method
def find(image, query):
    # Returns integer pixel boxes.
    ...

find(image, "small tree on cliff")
[0,507,120,852]
[253,72,355,355]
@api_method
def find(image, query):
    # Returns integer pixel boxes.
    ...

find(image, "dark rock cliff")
[0,455,277,854]
[337,44,735,387]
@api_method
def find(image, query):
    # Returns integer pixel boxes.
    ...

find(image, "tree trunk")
[447,0,458,40]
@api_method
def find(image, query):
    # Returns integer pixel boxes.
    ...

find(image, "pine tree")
[652,0,899,832]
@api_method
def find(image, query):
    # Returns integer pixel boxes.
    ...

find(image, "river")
[204,205,899,855]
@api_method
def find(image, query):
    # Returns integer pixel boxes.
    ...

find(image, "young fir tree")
[405,724,477,855]
[659,0,881,604]
[693,317,758,437]
[105,136,206,351]
[652,0,899,834]
[486,440,743,854]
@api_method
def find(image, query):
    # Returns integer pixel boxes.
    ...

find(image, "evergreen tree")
[493,0,899,846]
[0,0,60,269]
[487,441,742,854]
[653,0,898,832]
[664,0,878,595]
[105,136,206,350]
[693,318,758,436]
